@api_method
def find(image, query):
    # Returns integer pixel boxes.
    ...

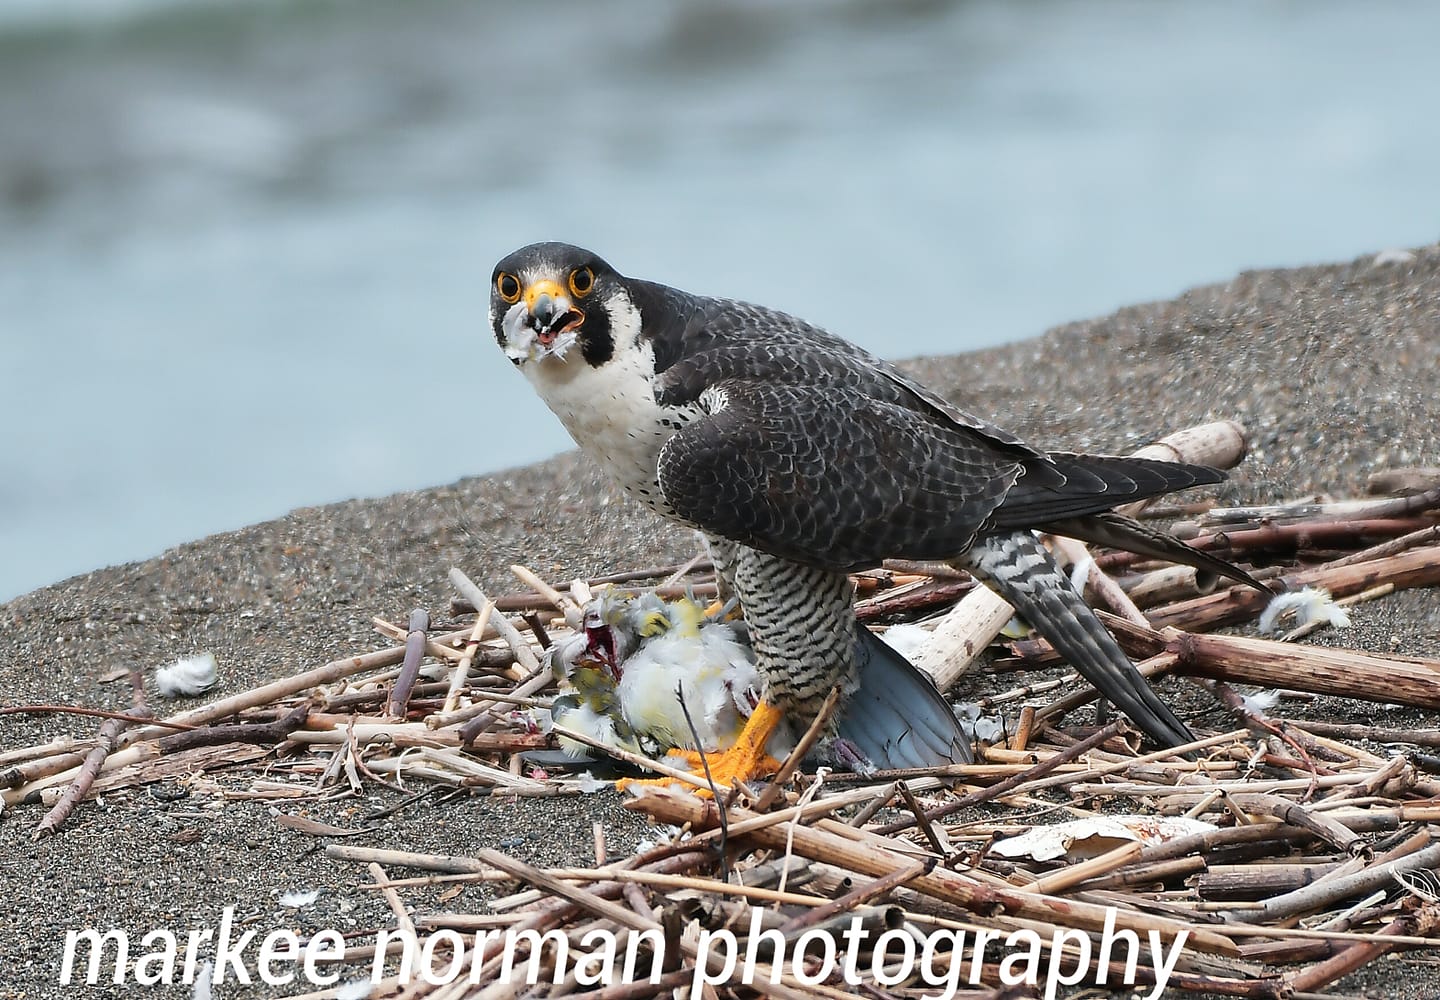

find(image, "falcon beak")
[524,279,585,345]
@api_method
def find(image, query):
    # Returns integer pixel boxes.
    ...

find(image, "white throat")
[518,296,696,515]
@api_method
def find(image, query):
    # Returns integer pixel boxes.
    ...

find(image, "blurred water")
[1,0,1437,602]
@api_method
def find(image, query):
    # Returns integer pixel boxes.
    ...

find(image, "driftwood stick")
[1147,543,1440,634]
[1288,720,1440,748]
[509,563,581,628]
[1121,565,1219,609]
[1284,907,1440,994]
[909,585,1014,692]
[34,667,148,838]
[450,670,556,740]
[1199,487,1440,527]
[1169,629,1440,709]
[0,737,91,769]
[0,752,90,791]
[1370,467,1440,495]
[480,580,723,615]
[1229,793,1368,857]
[123,637,471,746]
[1116,420,1249,517]
[854,577,974,621]
[1323,522,1440,569]
[1186,517,1436,552]
[155,703,312,754]
[371,616,467,662]
[1196,862,1338,901]
[386,608,431,718]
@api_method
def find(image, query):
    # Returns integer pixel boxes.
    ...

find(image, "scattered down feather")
[1258,587,1351,636]
[156,652,218,698]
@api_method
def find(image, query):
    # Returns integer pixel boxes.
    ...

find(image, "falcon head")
[490,242,630,368]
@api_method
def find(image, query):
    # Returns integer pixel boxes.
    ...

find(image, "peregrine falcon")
[491,241,1263,786]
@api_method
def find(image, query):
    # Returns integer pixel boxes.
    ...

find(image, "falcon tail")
[837,623,974,768]
[962,531,1195,751]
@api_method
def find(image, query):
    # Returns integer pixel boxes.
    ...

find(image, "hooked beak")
[524,279,585,346]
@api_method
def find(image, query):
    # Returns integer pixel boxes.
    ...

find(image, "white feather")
[1258,587,1352,636]
[1068,554,1095,594]
[279,888,319,908]
[878,623,932,660]
[191,961,214,1000]
[552,701,635,757]
[156,653,218,698]
[1240,689,1282,715]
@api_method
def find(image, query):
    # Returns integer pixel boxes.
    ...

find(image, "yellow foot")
[616,700,787,797]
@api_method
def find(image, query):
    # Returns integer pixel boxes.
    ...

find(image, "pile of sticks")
[5,430,1440,996]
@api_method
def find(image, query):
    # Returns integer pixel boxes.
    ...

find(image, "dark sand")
[4,246,1440,997]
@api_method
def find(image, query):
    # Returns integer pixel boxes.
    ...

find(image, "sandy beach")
[4,246,1440,998]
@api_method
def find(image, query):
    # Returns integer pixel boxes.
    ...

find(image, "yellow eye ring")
[568,266,595,298]
[496,272,522,303]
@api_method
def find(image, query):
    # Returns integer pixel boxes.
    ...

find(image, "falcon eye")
[568,266,595,298]
[496,272,522,303]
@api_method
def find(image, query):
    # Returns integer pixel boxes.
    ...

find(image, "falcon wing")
[656,376,1022,571]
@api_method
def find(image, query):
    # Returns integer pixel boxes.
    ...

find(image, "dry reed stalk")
[1222,838,1440,925]
[540,868,827,908]
[775,858,933,935]
[442,597,493,715]
[1149,543,1440,633]
[548,724,710,790]
[1070,772,1381,801]
[626,785,1238,955]
[1026,840,1146,895]
[448,568,541,682]
[1030,651,1180,722]
[286,721,457,748]
[1081,854,1210,891]
[509,563,581,627]
[872,719,1127,836]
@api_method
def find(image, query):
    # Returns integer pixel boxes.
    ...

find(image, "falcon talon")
[492,242,1267,765]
